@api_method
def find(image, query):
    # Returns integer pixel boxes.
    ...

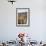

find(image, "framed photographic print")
[16,8,30,27]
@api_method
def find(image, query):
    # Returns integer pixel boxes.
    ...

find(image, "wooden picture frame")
[16,8,30,27]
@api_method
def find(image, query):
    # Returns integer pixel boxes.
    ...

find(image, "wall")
[0,0,46,42]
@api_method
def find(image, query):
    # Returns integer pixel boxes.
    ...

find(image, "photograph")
[16,8,30,27]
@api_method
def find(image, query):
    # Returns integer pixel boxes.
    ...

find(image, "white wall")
[0,0,46,42]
